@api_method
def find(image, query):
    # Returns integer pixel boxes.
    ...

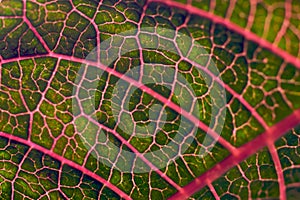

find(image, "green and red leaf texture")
[0,0,300,199]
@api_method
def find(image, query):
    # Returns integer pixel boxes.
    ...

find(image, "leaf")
[0,0,300,199]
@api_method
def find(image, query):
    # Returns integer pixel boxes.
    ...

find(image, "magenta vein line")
[268,143,286,200]
[0,132,132,200]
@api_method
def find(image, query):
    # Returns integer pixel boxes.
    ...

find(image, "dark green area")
[0,19,47,59]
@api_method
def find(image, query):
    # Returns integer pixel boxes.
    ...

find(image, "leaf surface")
[0,0,300,199]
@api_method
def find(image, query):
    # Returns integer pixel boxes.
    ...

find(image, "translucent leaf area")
[0,0,300,199]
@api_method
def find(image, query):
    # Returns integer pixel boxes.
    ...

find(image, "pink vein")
[168,108,300,199]
[268,143,286,200]
[149,0,300,69]
[0,131,132,200]
[207,183,220,200]
[286,182,300,188]
[274,0,291,46]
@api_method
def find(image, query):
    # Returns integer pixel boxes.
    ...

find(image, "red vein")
[57,164,69,200]
[0,54,49,64]
[263,118,286,200]
[0,16,23,19]
[149,0,300,69]
[274,0,292,46]
[0,131,132,200]
[168,108,300,199]
[268,143,286,200]
[286,182,300,188]
[245,0,257,30]
[207,183,220,200]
